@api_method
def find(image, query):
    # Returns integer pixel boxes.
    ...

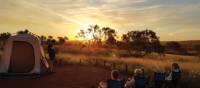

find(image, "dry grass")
[56,45,200,73]
[56,45,200,87]
[57,53,200,74]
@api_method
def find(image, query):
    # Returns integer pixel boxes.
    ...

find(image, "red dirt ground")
[0,65,111,88]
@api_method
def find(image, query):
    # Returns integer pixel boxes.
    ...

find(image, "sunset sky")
[0,0,200,41]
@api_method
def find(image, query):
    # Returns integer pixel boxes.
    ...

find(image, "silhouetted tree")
[47,35,55,45]
[165,41,187,55]
[88,24,102,47]
[76,30,86,40]
[122,29,163,56]
[0,32,11,50]
[58,36,69,45]
[17,29,30,34]
[0,32,11,42]
[64,36,69,40]
[76,24,109,47]
[40,35,47,45]
[76,25,117,48]
[102,27,117,46]
[195,45,200,57]
[165,42,181,50]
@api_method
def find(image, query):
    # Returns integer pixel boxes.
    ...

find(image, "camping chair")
[154,72,165,88]
[134,76,148,88]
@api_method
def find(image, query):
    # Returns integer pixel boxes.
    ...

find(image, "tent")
[0,34,50,76]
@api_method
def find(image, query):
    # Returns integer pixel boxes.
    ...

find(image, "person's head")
[172,63,180,70]
[48,42,53,47]
[111,70,120,80]
[134,68,144,77]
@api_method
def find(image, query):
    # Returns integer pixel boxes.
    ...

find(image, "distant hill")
[161,40,200,46]
[178,40,200,45]
[161,40,200,54]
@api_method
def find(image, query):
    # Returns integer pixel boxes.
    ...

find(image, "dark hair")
[172,63,180,70]
[111,70,120,79]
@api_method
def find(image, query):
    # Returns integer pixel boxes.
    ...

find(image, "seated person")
[125,68,148,88]
[165,63,181,88]
[99,70,125,88]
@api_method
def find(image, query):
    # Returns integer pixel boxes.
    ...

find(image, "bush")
[195,45,200,56]
[165,41,188,55]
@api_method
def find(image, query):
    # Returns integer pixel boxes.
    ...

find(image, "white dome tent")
[0,34,50,77]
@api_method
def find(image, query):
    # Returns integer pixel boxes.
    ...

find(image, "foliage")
[195,45,200,56]
[58,36,69,45]
[122,29,164,55]
[17,29,31,34]
[165,41,188,55]
[0,32,11,42]
[102,27,117,46]
[76,24,117,47]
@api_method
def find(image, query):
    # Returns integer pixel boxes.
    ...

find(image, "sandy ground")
[0,65,111,88]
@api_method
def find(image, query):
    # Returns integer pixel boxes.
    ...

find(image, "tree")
[40,35,47,45]
[195,45,200,57]
[165,42,182,51]
[88,24,102,47]
[0,32,11,42]
[47,35,56,45]
[102,27,117,46]
[122,29,163,56]
[64,36,69,40]
[76,24,117,47]
[0,32,11,50]
[17,29,31,34]
[165,41,187,55]
[76,30,86,40]
[57,36,69,45]
[165,42,181,50]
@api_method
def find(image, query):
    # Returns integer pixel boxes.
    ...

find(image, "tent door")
[9,41,35,73]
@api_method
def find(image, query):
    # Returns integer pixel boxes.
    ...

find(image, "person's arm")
[98,81,108,88]
[166,72,172,81]
[125,78,135,88]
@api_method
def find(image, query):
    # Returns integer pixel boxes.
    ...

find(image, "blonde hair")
[134,68,143,77]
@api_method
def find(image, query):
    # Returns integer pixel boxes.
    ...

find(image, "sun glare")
[77,19,98,41]
[80,21,96,30]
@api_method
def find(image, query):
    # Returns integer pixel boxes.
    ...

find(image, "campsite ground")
[0,65,110,88]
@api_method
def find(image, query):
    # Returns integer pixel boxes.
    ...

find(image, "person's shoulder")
[107,79,112,82]
[107,79,124,83]
[133,76,141,79]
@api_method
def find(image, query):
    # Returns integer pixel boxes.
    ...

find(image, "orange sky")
[0,0,200,41]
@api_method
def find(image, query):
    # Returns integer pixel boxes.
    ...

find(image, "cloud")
[0,0,200,40]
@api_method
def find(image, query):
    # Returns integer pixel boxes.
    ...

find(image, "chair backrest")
[107,79,124,88]
[134,76,147,88]
[172,71,181,81]
[154,72,165,81]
